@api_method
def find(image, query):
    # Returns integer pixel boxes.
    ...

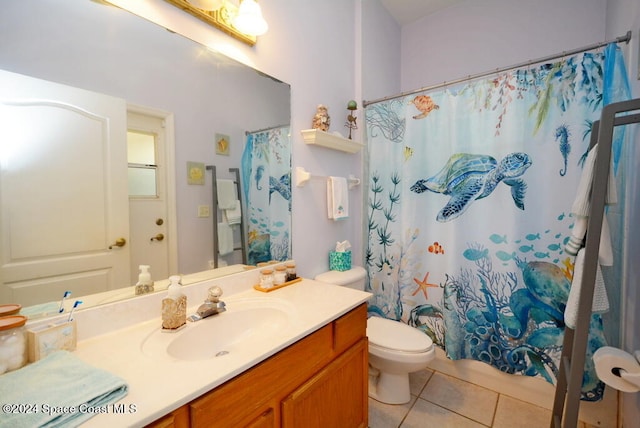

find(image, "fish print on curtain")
[241,127,291,265]
[364,44,630,400]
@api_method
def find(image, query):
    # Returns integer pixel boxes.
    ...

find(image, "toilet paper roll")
[593,346,640,393]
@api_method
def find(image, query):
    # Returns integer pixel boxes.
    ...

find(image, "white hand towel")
[327,176,348,220]
[565,215,614,266]
[218,222,234,256]
[224,200,242,225]
[564,248,609,329]
[216,179,236,210]
[565,143,616,264]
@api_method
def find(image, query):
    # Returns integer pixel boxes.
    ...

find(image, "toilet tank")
[314,266,367,290]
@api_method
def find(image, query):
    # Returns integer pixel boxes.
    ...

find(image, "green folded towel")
[0,351,128,427]
[19,302,59,320]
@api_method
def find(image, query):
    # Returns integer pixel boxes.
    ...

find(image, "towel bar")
[295,166,360,189]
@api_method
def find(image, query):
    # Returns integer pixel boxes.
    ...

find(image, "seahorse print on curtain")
[364,44,630,401]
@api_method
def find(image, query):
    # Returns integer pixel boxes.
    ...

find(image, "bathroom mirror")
[0,0,291,311]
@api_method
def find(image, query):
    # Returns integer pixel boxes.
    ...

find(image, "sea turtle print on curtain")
[364,44,630,400]
[410,152,532,222]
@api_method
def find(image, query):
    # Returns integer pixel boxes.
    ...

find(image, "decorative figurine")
[312,104,331,132]
[345,100,358,139]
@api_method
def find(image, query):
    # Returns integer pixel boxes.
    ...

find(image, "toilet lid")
[367,316,433,353]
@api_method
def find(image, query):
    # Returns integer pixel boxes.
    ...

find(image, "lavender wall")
[400,0,607,91]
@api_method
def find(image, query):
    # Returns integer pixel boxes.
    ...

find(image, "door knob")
[109,238,127,249]
[150,233,165,242]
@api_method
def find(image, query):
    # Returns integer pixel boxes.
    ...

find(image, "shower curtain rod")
[245,123,289,135]
[363,30,632,107]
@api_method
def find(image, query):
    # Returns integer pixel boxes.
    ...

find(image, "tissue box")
[329,251,351,271]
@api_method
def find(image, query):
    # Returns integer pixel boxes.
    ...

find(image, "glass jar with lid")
[0,315,28,374]
[274,266,287,285]
[260,269,274,289]
[285,263,297,281]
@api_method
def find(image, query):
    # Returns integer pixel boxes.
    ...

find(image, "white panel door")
[0,69,130,306]
[127,111,170,284]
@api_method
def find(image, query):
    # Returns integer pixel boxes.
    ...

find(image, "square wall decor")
[187,161,205,185]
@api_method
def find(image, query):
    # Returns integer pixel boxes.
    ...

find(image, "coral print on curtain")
[241,127,291,265]
[364,44,630,401]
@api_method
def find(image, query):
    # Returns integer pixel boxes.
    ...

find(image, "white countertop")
[73,278,370,427]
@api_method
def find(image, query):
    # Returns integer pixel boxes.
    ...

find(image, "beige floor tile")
[369,396,417,428]
[410,369,434,396]
[400,398,487,428]
[577,386,618,427]
[492,395,552,428]
[420,372,498,426]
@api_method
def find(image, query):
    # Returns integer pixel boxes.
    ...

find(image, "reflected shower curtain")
[241,126,291,265]
[364,44,630,400]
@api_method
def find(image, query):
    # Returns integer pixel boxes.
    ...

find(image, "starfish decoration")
[412,272,438,300]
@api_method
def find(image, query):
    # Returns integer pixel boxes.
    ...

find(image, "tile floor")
[368,369,605,427]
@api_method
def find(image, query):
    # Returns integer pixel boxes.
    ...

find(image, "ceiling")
[379,0,464,26]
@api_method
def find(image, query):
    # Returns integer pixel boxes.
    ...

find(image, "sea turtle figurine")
[410,152,532,222]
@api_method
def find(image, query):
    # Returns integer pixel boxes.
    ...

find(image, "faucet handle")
[207,286,223,302]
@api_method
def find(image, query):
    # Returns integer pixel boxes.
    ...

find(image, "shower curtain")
[364,44,630,400]
[241,126,291,265]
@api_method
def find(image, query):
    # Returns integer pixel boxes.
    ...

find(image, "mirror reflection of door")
[127,110,171,284]
[0,70,130,305]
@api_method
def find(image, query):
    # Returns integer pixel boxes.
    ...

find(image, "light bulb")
[232,0,268,36]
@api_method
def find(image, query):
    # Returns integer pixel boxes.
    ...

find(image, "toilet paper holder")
[595,347,640,392]
[617,350,640,389]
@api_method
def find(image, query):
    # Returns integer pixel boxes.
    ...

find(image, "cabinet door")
[282,338,368,428]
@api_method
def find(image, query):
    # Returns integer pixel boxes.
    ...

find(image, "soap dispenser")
[135,265,154,295]
[162,275,186,331]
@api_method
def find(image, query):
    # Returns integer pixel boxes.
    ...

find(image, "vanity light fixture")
[232,0,268,36]
[186,0,223,11]
[164,0,262,46]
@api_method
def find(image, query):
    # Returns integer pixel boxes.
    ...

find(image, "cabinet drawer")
[333,303,367,354]
[245,407,275,428]
[146,405,189,428]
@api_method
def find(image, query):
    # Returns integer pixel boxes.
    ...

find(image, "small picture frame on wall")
[216,133,230,156]
[187,161,205,185]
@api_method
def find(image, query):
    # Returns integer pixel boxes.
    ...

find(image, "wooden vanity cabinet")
[147,303,368,428]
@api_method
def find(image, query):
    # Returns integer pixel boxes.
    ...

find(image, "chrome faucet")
[188,286,226,322]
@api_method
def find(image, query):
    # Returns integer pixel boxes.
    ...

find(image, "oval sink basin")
[141,297,293,362]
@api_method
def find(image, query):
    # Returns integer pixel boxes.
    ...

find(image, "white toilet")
[315,266,435,404]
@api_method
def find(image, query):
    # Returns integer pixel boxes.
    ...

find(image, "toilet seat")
[367,316,433,353]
